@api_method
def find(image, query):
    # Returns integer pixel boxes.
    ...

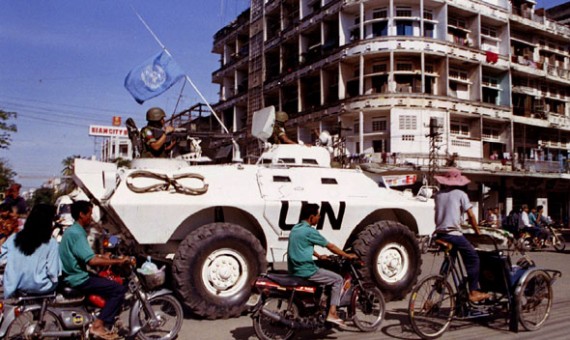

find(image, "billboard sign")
[89,125,128,137]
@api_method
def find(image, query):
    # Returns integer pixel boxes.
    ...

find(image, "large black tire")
[352,220,422,301]
[172,223,267,319]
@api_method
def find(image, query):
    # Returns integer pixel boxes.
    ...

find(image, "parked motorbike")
[515,223,566,252]
[0,257,183,340]
[250,255,385,340]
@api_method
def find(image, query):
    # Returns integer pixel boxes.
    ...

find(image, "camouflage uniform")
[141,125,168,158]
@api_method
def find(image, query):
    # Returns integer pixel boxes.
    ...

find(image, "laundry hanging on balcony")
[486,51,499,64]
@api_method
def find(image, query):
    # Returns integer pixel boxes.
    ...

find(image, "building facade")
[211,0,570,223]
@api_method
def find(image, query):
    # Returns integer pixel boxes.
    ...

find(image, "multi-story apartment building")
[211,0,570,223]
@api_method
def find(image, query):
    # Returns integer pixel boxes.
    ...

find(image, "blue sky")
[0,0,566,191]
[0,0,249,190]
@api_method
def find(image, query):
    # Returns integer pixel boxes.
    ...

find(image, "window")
[396,63,413,71]
[372,8,387,19]
[321,178,338,185]
[302,159,319,165]
[423,10,433,20]
[353,120,359,133]
[425,64,434,73]
[273,176,291,182]
[449,69,468,81]
[372,140,384,152]
[451,140,471,147]
[483,88,499,105]
[482,126,501,139]
[399,115,417,130]
[450,121,469,136]
[424,23,434,38]
[448,17,466,29]
[396,7,412,17]
[372,64,387,73]
[396,20,414,36]
[372,22,388,37]
[402,135,415,141]
[481,26,497,38]
[372,119,387,131]
[482,76,499,87]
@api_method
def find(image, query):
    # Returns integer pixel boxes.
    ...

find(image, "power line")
[0,95,139,116]
[1,102,109,124]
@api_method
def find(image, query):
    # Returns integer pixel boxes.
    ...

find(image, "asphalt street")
[182,245,570,340]
[1,239,568,339]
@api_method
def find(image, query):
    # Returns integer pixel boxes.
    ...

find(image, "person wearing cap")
[434,168,491,303]
[140,107,176,158]
[269,111,297,144]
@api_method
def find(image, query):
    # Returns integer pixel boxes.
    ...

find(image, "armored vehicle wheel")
[352,220,422,301]
[173,223,267,319]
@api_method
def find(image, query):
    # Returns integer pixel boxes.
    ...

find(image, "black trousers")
[76,275,128,326]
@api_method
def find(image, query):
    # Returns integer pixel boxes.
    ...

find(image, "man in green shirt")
[59,201,129,340]
[287,203,357,328]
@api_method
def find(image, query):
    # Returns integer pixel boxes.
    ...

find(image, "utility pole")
[426,117,442,186]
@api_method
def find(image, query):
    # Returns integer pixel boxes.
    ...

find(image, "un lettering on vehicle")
[278,201,346,231]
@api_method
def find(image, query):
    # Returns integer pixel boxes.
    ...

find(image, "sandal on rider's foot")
[326,316,347,329]
[89,326,119,340]
[469,291,491,303]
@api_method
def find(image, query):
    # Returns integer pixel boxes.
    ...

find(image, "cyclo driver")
[287,203,358,328]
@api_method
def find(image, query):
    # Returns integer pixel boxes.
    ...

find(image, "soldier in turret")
[269,111,297,145]
[141,107,176,158]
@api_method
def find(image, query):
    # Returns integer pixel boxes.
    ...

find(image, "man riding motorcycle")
[59,200,129,340]
[287,203,358,328]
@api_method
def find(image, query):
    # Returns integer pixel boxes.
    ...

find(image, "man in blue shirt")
[287,203,357,328]
[59,201,129,340]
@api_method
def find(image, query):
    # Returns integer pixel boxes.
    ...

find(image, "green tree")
[0,158,17,192]
[112,157,131,168]
[61,154,82,194]
[0,109,17,149]
[30,187,56,205]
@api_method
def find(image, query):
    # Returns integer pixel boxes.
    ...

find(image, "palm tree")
[61,154,82,194]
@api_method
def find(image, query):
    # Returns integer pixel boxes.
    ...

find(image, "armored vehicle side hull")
[74,147,435,319]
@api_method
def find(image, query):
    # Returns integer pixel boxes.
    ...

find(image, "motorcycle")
[250,255,385,340]
[0,257,183,340]
[515,223,566,252]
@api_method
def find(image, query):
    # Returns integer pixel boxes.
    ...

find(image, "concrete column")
[359,110,364,154]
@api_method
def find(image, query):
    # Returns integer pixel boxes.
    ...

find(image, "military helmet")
[146,107,166,122]
[275,111,289,123]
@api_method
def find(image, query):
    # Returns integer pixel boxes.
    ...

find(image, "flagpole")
[129,4,241,160]
[130,4,229,134]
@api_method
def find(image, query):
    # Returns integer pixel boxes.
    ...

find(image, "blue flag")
[124,50,185,104]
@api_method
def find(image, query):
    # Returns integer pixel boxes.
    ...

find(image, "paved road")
[1,243,567,339]
[183,246,570,340]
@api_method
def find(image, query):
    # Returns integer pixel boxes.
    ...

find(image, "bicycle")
[408,232,561,339]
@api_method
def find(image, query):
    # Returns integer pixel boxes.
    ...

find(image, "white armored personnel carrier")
[73,107,435,319]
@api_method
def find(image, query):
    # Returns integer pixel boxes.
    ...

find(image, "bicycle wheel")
[5,308,62,340]
[517,270,553,331]
[352,286,385,332]
[137,294,183,340]
[253,297,298,340]
[408,275,454,339]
